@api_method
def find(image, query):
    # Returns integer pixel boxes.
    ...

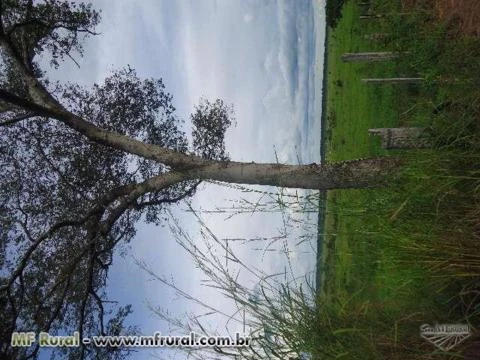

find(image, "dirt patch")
[401,0,480,37]
[436,0,480,37]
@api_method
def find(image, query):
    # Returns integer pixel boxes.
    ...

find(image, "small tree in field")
[0,1,403,359]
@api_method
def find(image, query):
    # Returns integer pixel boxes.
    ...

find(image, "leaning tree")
[0,1,402,359]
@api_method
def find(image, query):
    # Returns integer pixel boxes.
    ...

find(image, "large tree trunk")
[189,157,403,190]
[0,32,405,192]
[0,88,404,190]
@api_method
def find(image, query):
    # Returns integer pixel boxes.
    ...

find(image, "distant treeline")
[326,0,347,28]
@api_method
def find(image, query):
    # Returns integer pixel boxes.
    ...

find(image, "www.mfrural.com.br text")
[11,331,251,348]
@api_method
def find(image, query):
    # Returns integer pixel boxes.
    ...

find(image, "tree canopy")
[0,1,232,358]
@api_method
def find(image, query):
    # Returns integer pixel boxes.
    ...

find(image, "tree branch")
[78,238,96,342]
[1,34,209,169]
[0,217,89,293]
[6,18,99,38]
[90,289,106,336]
[0,87,212,169]
[99,172,188,236]
[134,180,201,209]
[0,111,37,126]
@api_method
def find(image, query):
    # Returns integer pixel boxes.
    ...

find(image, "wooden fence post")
[360,13,409,20]
[368,127,431,149]
[363,33,390,42]
[341,51,403,62]
[362,78,424,85]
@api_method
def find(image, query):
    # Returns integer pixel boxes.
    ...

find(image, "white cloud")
[243,13,254,23]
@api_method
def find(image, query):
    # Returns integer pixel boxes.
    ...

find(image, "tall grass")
[319,0,480,358]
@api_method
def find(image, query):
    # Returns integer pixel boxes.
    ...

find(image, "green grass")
[321,0,405,301]
[313,0,480,358]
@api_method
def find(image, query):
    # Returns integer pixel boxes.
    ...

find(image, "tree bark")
[188,158,403,190]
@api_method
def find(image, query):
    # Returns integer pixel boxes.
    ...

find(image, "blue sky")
[42,0,326,358]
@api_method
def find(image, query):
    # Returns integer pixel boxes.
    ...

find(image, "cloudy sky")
[43,0,325,358]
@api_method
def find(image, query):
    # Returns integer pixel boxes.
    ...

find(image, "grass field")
[320,1,425,303]
[310,0,480,358]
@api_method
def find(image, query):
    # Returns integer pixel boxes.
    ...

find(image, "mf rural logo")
[420,323,471,351]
